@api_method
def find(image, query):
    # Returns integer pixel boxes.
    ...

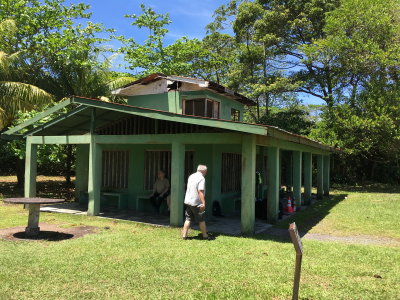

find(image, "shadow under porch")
[74,139,248,219]
[25,133,331,236]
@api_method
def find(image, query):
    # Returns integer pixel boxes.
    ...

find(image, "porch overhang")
[1,96,336,154]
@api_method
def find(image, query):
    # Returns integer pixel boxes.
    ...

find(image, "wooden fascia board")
[266,127,334,152]
[29,135,91,144]
[256,135,330,155]
[28,133,241,145]
[3,99,73,136]
[22,105,88,137]
[95,133,243,145]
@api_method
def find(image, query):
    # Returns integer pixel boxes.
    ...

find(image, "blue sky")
[81,0,227,44]
[71,0,323,105]
[76,1,228,74]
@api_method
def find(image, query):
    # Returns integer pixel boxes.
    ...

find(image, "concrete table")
[3,198,64,237]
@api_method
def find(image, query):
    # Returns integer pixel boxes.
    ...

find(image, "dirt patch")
[0,223,98,242]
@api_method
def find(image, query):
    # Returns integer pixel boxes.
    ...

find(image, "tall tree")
[207,1,307,120]
[0,19,53,130]
[309,0,400,183]
[210,0,340,109]
[118,4,235,80]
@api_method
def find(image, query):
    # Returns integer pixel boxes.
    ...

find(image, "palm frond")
[107,76,135,91]
[0,81,54,128]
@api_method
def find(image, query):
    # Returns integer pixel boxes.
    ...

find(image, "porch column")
[303,152,312,205]
[317,155,324,199]
[170,141,185,227]
[24,137,37,198]
[286,152,293,191]
[323,155,330,196]
[75,144,89,202]
[292,151,302,207]
[241,134,256,235]
[259,146,267,199]
[267,146,280,223]
[88,136,102,216]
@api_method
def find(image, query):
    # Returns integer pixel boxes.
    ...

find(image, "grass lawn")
[0,178,399,299]
[279,184,400,240]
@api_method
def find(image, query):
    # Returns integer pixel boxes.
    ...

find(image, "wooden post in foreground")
[288,222,303,300]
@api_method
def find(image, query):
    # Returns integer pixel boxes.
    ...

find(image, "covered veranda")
[2,96,334,235]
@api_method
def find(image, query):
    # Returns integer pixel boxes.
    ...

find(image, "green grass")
[278,184,400,240]
[1,183,400,299]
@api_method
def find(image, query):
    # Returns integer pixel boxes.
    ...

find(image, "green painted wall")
[128,93,170,112]
[127,90,245,121]
[86,142,242,217]
[100,143,171,210]
[186,143,241,217]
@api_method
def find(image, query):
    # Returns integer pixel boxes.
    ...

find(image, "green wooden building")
[1,73,334,235]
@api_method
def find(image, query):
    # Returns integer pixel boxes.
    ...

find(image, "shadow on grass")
[277,193,348,233]
[13,231,74,241]
[183,233,220,241]
[0,177,348,243]
[333,183,400,194]
[0,179,75,200]
[249,193,348,243]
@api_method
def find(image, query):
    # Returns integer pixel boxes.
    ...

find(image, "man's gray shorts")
[185,205,205,222]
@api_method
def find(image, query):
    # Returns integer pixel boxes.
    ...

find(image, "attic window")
[231,109,240,121]
[183,98,220,119]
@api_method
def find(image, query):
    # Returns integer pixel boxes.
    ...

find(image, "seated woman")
[149,170,170,212]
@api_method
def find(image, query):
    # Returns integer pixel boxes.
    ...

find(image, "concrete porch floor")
[40,202,273,235]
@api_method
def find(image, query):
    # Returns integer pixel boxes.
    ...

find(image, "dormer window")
[183,98,220,119]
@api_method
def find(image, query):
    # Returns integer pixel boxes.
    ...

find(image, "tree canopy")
[1,0,400,183]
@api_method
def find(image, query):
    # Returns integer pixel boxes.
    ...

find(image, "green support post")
[88,136,102,216]
[286,152,293,191]
[303,152,312,205]
[210,144,221,217]
[170,141,185,226]
[75,144,89,202]
[24,137,37,198]
[293,151,302,207]
[267,146,280,223]
[241,135,256,235]
[317,155,324,199]
[279,150,282,188]
[323,155,330,196]
[259,146,267,199]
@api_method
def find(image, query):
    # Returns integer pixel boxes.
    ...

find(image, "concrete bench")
[136,195,168,214]
[220,197,241,215]
[102,192,128,209]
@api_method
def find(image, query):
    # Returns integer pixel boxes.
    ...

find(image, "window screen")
[144,150,195,190]
[221,153,242,193]
[102,150,129,189]
[184,98,220,119]
[144,151,171,190]
[231,109,240,121]
[193,99,205,116]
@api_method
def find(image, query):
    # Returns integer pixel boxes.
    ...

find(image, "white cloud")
[166,30,203,40]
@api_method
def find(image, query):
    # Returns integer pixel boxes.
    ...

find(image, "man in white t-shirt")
[182,164,210,240]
